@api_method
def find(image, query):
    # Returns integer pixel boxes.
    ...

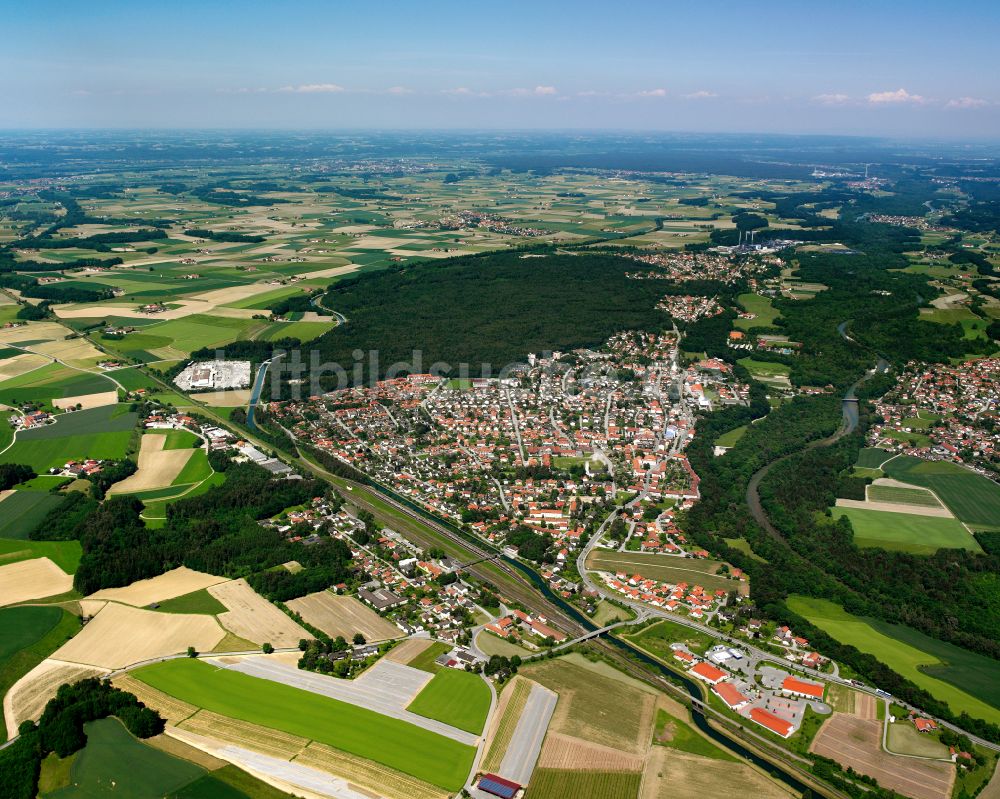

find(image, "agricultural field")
[405,641,452,673]
[810,713,953,799]
[586,550,744,595]
[0,557,73,606]
[521,653,657,756]
[41,717,205,799]
[108,432,197,494]
[133,658,476,790]
[285,591,402,642]
[87,566,227,607]
[208,578,309,648]
[1,404,137,471]
[734,293,781,330]
[0,606,78,742]
[640,747,795,799]
[856,447,893,469]
[866,484,942,507]
[525,768,642,799]
[0,361,118,411]
[834,506,981,554]
[0,491,65,539]
[406,668,491,734]
[882,456,1000,529]
[0,536,81,574]
[51,601,225,669]
[788,596,1000,725]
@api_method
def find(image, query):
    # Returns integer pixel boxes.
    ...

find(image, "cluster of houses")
[599,571,736,619]
[869,359,999,478]
[262,331,754,621]
[483,609,568,647]
[623,250,778,285]
[656,294,723,323]
[265,495,487,643]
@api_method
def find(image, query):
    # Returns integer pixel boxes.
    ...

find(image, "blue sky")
[3,0,998,137]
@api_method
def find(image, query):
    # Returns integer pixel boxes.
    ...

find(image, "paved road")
[497,683,558,786]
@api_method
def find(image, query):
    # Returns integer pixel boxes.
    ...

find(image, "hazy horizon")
[4,0,998,137]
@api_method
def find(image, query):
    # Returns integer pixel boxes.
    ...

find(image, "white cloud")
[501,86,558,98]
[442,86,489,97]
[867,88,925,105]
[946,96,988,109]
[813,93,851,105]
[278,83,345,94]
[683,90,717,100]
[385,86,413,95]
[636,88,668,98]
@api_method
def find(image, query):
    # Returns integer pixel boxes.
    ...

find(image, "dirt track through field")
[810,715,953,799]
[88,566,225,606]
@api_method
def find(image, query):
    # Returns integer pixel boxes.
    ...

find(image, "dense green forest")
[276,250,667,386]
[32,463,352,597]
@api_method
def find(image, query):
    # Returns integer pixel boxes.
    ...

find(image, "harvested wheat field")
[383,638,433,665]
[0,557,73,606]
[177,709,309,760]
[0,353,49,381]
[286,592,401,642]
[194,282,302,307]
[30,337,106,368]
[0,322,67,345]
[53,390,120,410]
[88,566,227,606]
[111,673,199,725]
[194,389,251,407]
[5,659,108,737]
[811,715,953,799]
[52,602,225,669]
[210,578,309,648]
[538,732,644,772]
[108,434,195,494]
[641,748,794,799]
[295,741,448,799]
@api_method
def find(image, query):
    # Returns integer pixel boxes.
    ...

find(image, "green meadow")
[882,455,1000,529]
[406,668,491,734]
[836,506,981,555]
[133,658,475,790]
[787,595,1000,724]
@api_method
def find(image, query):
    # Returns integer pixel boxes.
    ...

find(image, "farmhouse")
[358,586,405,611]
